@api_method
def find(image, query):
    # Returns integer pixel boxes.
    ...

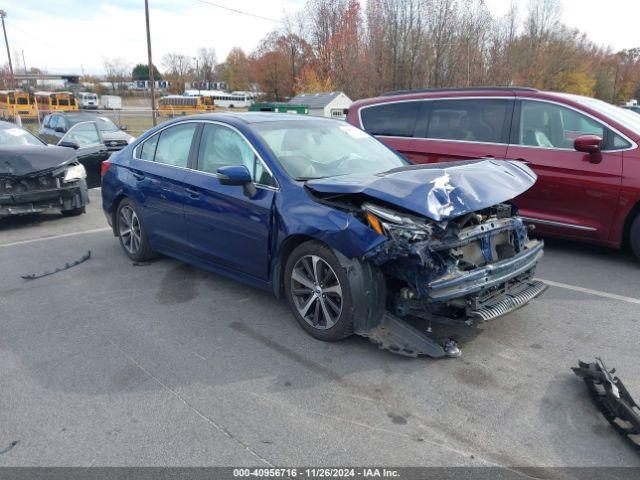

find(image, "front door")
[183,122,276,280]
[506,99,623,242]
[58,121,109,188]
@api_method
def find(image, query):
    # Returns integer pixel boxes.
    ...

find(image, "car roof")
[380,86,538,97]
[173,112,334,124]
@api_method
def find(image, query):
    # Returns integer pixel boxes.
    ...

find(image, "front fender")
[276,200,386,259]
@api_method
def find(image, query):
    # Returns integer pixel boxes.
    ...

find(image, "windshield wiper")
[295,175,334,181]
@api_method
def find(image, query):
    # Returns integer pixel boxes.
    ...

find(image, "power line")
[193,0,280,23]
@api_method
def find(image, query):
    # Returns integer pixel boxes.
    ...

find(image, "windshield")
[253,120,407,180]
[68,115,119,132]
[0,127,45,146]
[561,93,640,138]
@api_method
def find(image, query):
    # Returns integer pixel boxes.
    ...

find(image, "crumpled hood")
[306,159,537,221]
[0,145,76,178]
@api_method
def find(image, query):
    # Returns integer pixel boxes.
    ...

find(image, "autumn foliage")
[217,0,639,103]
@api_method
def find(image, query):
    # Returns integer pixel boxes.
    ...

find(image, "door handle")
[185,187,201,199]
[131,170,145,181]
[514,158,531,165]
[483,155,495,159]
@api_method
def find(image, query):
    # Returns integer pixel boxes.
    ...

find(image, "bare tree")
[161,53,194,92]
[197,47,217,83]
[103,57,131,90]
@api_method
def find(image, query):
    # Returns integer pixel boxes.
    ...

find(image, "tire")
[630,214,640,260]
[115,198,156,262]
[61,206,86,217]
[284,241,359,342]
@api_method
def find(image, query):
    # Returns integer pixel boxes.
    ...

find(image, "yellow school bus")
[35,91,79,115]
[0,90,38,119]
[157,95,215,116]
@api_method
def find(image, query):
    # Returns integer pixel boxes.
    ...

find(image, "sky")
[3,0,639,75]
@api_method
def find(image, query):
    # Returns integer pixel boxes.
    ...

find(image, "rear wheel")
[116,199,156,261]
[630,214,640,260]
[284,242,354,342]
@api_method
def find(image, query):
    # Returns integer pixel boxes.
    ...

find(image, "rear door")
[506,99,624,242]
[359,97,513,163]
[128,122,199,251]
[58,121,109,188]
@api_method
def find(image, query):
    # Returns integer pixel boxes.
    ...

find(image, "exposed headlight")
[63,163,87,183]
[127,135,136,144]
[363,203,432,241]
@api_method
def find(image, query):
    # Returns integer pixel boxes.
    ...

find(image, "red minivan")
[347,87,640,259]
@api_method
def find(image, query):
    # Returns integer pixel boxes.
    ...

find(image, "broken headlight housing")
[63,163,87,183]
[362,203,432,241]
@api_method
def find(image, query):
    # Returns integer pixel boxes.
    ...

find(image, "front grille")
[1,173,60,194]
[470,280,547,322]
[106,140,127,150]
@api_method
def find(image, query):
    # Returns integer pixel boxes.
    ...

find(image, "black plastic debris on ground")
[21,250,91,280]
[0,440,18,455]
[573,357,640,449]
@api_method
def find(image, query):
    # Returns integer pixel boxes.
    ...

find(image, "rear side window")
[424,99,509,143]
[360,102,420,137]
[139,133,159,160]
[154,123,197,168]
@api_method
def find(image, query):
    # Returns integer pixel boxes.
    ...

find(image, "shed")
[288,92,352,119]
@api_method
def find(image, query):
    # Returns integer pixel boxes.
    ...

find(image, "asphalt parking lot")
[0,188,639,467]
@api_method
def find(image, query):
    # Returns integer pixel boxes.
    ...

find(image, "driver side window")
[198,123,276,187]
[517,101,604,149]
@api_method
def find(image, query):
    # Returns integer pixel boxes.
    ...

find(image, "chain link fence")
[13,106,244,143]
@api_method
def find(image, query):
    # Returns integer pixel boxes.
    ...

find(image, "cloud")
[4,0,305,74]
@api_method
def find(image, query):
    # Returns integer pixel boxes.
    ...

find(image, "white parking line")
[539,278,640,305]
[0,227,111,249]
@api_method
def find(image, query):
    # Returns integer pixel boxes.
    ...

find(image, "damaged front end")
[0,156,89,217]
[306,160,546,357]
[362,201,546,328]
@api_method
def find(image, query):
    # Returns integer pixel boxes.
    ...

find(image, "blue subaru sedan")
[102,113,545,357]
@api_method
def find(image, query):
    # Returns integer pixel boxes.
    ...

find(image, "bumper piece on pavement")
[573,358,640,449]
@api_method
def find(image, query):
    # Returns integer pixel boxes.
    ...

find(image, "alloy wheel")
[119,205,142,255]
[290,255,343,329]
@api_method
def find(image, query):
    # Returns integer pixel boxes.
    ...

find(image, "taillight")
[100,160,112,177]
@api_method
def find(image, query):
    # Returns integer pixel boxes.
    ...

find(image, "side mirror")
[120,125,128,131]
[58,140,80,150]
[574,135,602,164]
[217,165,256,197]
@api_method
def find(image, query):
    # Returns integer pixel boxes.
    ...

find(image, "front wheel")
[284,241,357,342]
[630,214,640,260]
[116,199,156,261]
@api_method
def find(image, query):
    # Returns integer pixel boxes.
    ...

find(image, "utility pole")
[144,0,157,126]
[21,49,26,74]
[0,10,15,89]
